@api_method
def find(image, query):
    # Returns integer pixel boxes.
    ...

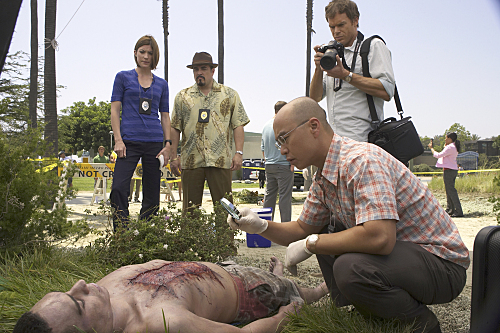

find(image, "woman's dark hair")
[134,35,160,70]
[13,311,52,333]
[447,132,461,152]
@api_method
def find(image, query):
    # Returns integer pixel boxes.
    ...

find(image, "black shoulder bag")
[362,35,424,165]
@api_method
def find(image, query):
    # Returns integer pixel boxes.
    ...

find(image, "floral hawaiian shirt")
[171,81,250,169]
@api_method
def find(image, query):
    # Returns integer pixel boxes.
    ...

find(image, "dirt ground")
[67,187,496,278]
[66,186,497,333]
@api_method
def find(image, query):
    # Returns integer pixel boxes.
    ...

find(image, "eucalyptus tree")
[305,0,313,96]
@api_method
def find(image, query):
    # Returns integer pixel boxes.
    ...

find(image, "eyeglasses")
[275,119,310,149]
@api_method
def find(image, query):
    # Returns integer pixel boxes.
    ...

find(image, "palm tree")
[29,0,38,129]
[44,0,57,156]
[305,0,314,97]
[217,0,224,84]
[162,0,169,81]
[305,0,315,191]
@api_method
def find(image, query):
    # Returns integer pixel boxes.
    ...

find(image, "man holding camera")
[169,52,249,212]
[310,0,395,142]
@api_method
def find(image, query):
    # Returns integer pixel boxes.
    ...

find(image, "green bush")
[413,163,433,173]
[88,202,240,267]
[428,171,500,194]
[490,175,500,224]
[233,189,261,204]
[0,130,90,255]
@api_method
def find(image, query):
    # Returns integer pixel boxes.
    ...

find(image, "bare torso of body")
[101,260,239,332]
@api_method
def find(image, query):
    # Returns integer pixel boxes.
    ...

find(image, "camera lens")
[320,48,338,70]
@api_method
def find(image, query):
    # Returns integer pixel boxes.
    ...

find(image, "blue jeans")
[110,140,162,230]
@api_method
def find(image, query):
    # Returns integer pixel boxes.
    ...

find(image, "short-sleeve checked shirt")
[171,81,250,170]
[299,134,470,269]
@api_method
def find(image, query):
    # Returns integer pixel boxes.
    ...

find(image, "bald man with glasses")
[228,97,469,333]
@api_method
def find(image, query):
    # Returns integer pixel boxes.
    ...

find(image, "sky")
[8,0,500,139]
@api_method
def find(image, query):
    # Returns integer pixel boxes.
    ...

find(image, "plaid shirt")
[299,134,470,269]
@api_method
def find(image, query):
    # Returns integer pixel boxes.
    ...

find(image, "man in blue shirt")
[261,101,294,222]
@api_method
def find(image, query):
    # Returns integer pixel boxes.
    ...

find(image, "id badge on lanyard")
[140,97,152,115]
[139,83,153,115]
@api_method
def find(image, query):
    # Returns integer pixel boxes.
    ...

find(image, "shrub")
[0,130,90,255]
[88,201,240,267]
[413,163,431,173]
[490,175,500,224]
[233,189,260,204]
[428,171,500,194]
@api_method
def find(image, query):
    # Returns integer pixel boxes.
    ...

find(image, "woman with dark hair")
[110,35,171,230]
[428,132,464,217]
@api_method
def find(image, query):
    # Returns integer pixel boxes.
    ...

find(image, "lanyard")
[138,77,154,100]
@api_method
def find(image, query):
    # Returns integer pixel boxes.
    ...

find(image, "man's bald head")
[273,97,333,170]
[275,97,331,131]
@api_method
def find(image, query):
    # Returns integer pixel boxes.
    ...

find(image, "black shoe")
[134,199,140,203]
[451,214,464,218]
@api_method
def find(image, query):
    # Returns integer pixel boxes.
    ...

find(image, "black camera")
[318,40,345,70]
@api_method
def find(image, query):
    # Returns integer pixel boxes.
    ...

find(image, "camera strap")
[335,32,364,92]
[359,35,403,125]
[347,31,365,72]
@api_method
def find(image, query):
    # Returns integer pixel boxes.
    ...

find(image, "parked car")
[249,170,258,180]
[293,168,304,190]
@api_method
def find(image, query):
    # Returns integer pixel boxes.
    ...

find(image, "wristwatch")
[343,72,353,83]
[236,151,243,155]
[305,234,319,254]
[164,140,172,146]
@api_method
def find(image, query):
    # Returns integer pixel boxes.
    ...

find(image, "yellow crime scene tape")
[413,168,500,175]
[57,162,181,183]
[243,165,499,176]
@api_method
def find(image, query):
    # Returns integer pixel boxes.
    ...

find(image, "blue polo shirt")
[261,118,290,166]
[111,69,169,142]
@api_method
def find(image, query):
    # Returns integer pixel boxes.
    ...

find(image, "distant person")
[170,52,249,212]
[93,146,109,189]
[261,101,294,222]
[58,150,74,188]
[258,168,266,189]
[93,146,109,163]
[13,257,327,333]
[58,150,74,162]
[428,132,464,217]
[110,35,172,231]
[228,97,469,333]
[309,0,395,142]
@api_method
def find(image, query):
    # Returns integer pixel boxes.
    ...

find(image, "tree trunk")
[44,0,57,156]
[217,0,224,84]
[305,0,313,97]
[162,0,169,81]
[29,0,38,128]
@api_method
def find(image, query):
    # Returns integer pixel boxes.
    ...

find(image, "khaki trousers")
[181,167,232,212]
